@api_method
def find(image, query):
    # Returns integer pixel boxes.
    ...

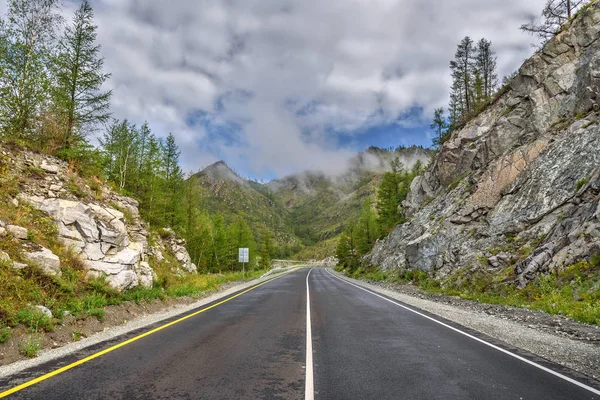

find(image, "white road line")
[326,269,600,396]
[305,268,315,400]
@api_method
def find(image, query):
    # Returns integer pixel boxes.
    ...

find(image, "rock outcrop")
[366,2,600,287]
[19,194,155,290]
[4,151,197,292]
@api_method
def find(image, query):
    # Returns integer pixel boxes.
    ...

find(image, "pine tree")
[50,1,111,150]
[430,107,448,148]
[0,0,62,140]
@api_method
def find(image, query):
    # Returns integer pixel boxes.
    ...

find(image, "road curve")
[0,267,598,399]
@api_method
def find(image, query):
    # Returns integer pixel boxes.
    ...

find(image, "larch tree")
[475,39,497,100]
[521,0,588,43]
[51,1,111,150]
[449,36,475,117]
[430,107,448,149]
[161,133,185,228]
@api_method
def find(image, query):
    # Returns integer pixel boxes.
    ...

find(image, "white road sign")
[238,248,249,263]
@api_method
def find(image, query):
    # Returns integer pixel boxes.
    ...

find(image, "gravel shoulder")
[0,267,301,379]
[331,269,600,381]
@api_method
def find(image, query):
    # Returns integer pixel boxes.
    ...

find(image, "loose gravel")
[331,270,600,380]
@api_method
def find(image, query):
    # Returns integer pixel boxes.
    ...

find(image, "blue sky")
[54,0,550,179]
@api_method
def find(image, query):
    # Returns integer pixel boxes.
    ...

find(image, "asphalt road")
[0,268,599,399]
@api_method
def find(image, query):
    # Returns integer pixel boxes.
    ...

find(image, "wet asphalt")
[0,268,598,399]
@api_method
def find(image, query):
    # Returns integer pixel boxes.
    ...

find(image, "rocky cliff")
[0,146,196,291]
[366,1,600,287]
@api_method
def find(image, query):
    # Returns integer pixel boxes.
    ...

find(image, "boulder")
[12,262,27,270]
[0,227,6,237]
[0,250,10,261]
[106,270,138,291]
[34,305,53,319]
[104,247,140,265]
[25,246,61,276]
[40,160,59,174]
[6,225,28,240]
[136,261,155,289]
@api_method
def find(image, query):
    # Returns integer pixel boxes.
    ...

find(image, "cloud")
[66,0,547,177]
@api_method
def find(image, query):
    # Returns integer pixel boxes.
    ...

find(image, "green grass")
[19,335,42,358]
[17,308,54,333]
[350,257,600,326]
[576,177,589,191]
[0,327,11,343]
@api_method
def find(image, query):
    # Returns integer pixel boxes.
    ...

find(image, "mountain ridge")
[190,146,433,258]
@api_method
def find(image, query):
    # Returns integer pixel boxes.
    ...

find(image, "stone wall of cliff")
[366,2,600,287]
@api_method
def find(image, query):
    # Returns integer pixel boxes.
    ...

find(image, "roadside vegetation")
[339,255,600,326]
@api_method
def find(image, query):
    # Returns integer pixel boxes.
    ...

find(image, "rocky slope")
[366,2,600,288]
[0,145,196,292]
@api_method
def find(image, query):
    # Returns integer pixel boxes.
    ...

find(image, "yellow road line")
[0,269,300,398]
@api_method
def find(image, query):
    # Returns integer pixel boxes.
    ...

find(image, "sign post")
[238,248,249,278]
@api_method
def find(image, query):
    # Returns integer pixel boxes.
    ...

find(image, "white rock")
[58,222,84,242]
[11,198,18,207]
[83,243,104,261]
[106,270,138,291]
[0,220,4,227]
[0,250,10,261]
[101,243,114,254]
[34,305,53,318]
[86,260,128,275]
[105,207,125,221]
[60,238,85,254]
[88,204,115,222]
[7,225,28,240]
[109,219,127,234]
[49,184,62,191]
[12,262,27,270]
[98,225,126,246]
[40,160,59,174]
[47,190,57,198]
[104,247,140,265]
[0,227,6,237]
[25,246,61,276]
[136,261,154,289]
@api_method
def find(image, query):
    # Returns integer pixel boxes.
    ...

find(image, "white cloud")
[64,0,548,176]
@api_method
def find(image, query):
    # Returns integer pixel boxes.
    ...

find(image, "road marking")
[326,269,600,396]
[305,268,314,400]
[0,270,301,399]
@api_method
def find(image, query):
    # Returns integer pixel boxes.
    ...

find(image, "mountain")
[190,146,433,258]
[366,2,600,289]
[191,161,299,247]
